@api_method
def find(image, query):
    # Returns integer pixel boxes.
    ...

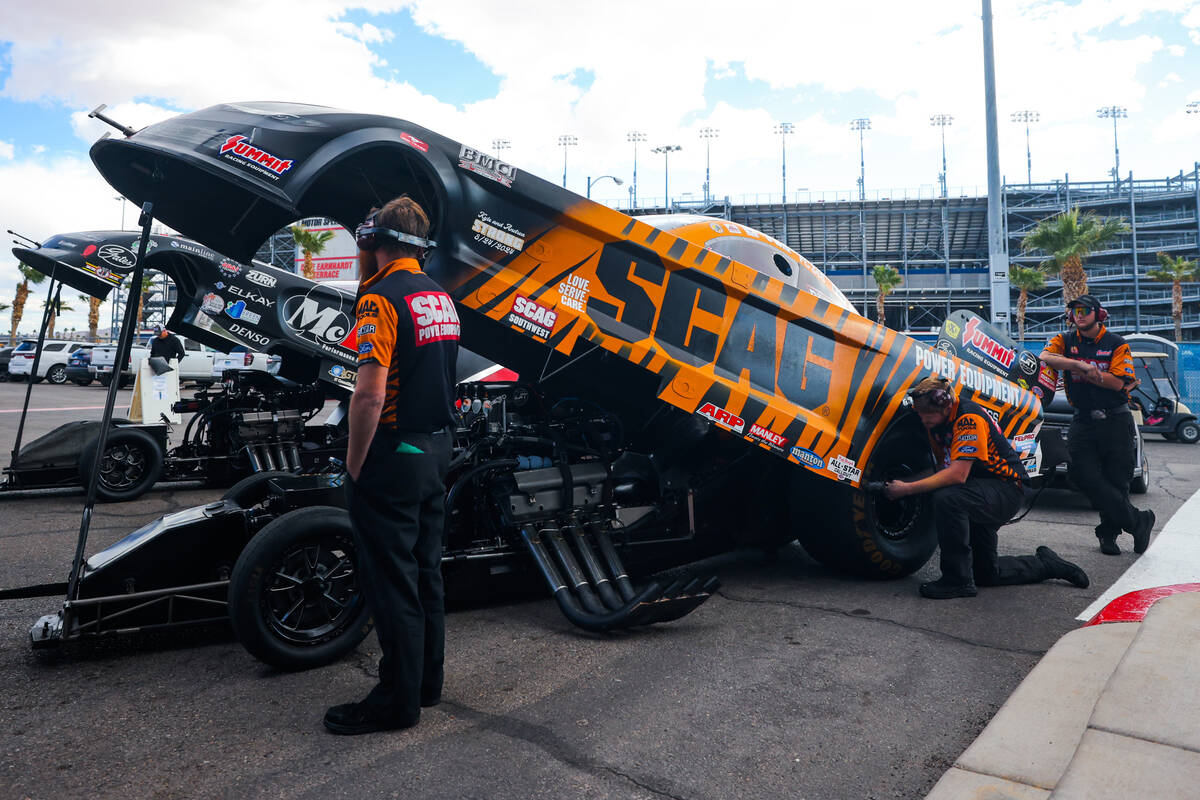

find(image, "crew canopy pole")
[10,278,64,464]
[66,202,155,602]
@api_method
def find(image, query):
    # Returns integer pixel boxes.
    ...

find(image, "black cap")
[1067,294,1103,313]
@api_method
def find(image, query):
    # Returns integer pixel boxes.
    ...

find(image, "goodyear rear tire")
[791,421,936,579]
[228,507,372,670]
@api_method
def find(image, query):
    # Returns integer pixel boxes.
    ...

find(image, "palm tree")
[79,294,103,341]
[42,298,73,339]
[871,264,902,327]
[1020,207,1127,303]
[1148,252,1198,342]
[11,263,47,342]
[290,225,335,280]
[1008,265,1047,344]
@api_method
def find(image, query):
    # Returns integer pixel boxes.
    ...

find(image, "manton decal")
[406,291,461,345]
[219,134,295,177]
[748,423,787,449]
[697,402,745,433]
[962,317,1015,370]
[507,295,557,340]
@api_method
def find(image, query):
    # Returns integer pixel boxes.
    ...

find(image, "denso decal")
[97,244,136,269]
[748,423,788,449]
[697,402,745,433]
[790,447,825,469]
[229,322,269,347]
[458,145,516,187]
[962,317,1015,370]
[246,269,277,288]
[506,295,557,340]
[219,134,295,178]
[406,291,461,345]
[827,454,862,482]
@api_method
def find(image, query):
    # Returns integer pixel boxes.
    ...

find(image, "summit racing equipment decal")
[506,295,557,340]
[472,211,524,255]
[697,402,745,433]
[827,454,862,482]
[748,423,788,450]
[458,145,516,187]
[218,134,295,180]
[406,291,461,345]
[962,317,1015,371]
[282,290,357,358]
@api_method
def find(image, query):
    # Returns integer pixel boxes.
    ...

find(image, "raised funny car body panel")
[88,101,1041,486]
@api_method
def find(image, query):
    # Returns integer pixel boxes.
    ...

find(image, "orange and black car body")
[90,101,1043,580]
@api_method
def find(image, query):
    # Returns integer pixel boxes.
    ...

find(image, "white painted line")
[1078,488,1200,621]
[0,405,109,414]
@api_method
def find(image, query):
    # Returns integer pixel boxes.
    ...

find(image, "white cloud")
[31,145,46,154]
[1167,43,1187,55]
[0,140,13,160]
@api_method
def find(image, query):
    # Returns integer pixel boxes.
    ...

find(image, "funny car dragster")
[11,102,1042,667]
[6,230,358,501]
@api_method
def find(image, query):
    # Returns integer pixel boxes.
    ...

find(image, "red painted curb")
[1084,583,1200,626]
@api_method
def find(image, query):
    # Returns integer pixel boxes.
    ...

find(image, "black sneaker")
[919,579,978,599]
[1036,546,1090,588]
[323,701,419,735]
[1098,536,1120,556]
[1132,509,1155,554]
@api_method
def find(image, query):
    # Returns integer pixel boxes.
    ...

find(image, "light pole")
[699,127,719,204]
[557,135,577,189]
[1009,110,1039,185]
[651,145,681,211]
[587,174,623,199]
[773,123,793,243]
[492,138,510,158]
[1096,106,1127,188]
[114,196,126,230]
[850,118,870,200]
[930,114,953,198]
[627,131,646,208]
[1187,101,1200,114]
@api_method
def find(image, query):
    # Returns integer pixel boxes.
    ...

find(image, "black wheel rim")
[98,442,149,491]
[263,537,361,645]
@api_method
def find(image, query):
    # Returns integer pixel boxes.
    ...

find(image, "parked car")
[93,334,218,387]
[1038,391,1150,494]
[64,345,97,386]
[212,345,281,379]
[0,347,13,382]
[7,339,89,384]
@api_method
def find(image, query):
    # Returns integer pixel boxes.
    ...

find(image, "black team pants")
[345,428,450,721]
[932,477,1047,588]
[1067,413,1139,542]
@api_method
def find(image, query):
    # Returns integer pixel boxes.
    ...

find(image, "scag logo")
[406,291,461,345]
[697,402,745,433]
[506,295,557,340]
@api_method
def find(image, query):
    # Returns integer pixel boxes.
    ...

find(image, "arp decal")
[506,295,557,340]
[962,317,1015,371]
[406,291,461,345]
[790,447,825,469]
[96,244,136,269]
[458,145,516,187]
[219,134,295,180]
[697,402,745,433]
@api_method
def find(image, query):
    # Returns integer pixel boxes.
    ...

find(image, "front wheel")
[228,506,372,670]
[1175,419,1200,445]
[78,427,165,502]
[1130,452,1150,495]
[790,421,937,579]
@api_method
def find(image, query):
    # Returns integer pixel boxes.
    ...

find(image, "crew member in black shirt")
[1041,295,1154,556]
[149,324,184,362]
[323,196,460,735]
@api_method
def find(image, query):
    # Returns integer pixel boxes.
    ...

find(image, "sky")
[1,0,1199,333]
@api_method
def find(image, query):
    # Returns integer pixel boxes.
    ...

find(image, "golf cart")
[1130,351,1199,444]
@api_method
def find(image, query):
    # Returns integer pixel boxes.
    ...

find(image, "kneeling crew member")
[1040,294,1154,556]
[324,195,459,735]
[884,377,1089,599]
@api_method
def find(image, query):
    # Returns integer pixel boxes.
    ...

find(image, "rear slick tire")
[228,506,372,671]
[791,421,937,579]
[79,426,165,503]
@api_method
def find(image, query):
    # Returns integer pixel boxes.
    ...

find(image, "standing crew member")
[884,378,1089,599]
[324,195,459,735]
[149,324,184,362]
[1040,295,1154,556]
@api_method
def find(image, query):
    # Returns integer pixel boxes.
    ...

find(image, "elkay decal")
[557,274,591,312]
[471,211,524,255]
[827,454,862,482]
[457,145,516,187]
[506,295,557,340]
[697,402,745,433]
[218,134,295,179]
[226,284,274,307]
[246,269,278,288]
[96,244,136,269]
[406,291,461,345]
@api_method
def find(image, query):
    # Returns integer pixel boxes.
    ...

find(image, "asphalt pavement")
[1,381,1197,800]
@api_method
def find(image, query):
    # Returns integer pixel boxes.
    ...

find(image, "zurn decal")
[586,244,835,407]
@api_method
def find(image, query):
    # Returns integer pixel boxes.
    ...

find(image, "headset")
[907,377,956,413]
[354,210,437,252]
